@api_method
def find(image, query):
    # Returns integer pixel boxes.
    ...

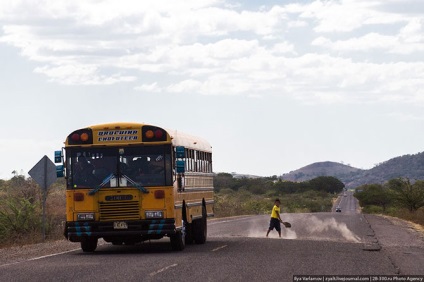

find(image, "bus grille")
[99,200,140,221]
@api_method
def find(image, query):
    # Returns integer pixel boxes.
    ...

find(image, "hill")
[281,152,424,188]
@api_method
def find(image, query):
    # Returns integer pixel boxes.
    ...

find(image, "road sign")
[28,155,57,190]
[28,155,58,241]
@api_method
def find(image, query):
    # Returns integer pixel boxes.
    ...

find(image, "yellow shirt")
[270,205,280,219]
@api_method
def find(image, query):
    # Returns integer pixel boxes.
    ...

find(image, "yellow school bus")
[55,122,214,252]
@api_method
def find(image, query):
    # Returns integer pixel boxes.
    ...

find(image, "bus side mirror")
[176,146,185,173]
[56,165,64,178]
[176,146,185,158]
[176,160,185,173]
[54,150,62,163]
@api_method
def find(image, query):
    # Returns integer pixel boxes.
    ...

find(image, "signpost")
[28,155,57,241]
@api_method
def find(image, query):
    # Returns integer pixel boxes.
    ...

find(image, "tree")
[354,184,392,211]
[387,178,424,212]
[308,176,345,193]
[214,173,236,192]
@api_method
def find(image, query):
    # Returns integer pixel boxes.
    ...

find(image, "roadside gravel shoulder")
[0,239,79,266]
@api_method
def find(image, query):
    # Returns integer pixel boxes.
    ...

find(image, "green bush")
[354,178,424,226]
[0,197,41,242]
[361,205,384,214]
[0,175,66,246]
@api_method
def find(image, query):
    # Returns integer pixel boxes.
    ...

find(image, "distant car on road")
[336,207,342,212]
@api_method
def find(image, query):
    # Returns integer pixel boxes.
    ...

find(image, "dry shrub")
[45,187,66,241]
[0,177,66,247]
[388,208,424,226]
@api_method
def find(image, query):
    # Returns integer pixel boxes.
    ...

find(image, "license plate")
[105,195,133,201]
[113,221,128,229]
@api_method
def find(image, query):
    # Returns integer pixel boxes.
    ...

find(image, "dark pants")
[268,218,281,232]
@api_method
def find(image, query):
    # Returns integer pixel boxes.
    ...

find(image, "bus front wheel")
[81,238,98,252]
[194,206,207,244]
[170,230,185,251]
[170,220,186,251]
[185,220,194,245]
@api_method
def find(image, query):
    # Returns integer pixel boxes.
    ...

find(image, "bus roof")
[167,129,212,153]
[73,122,212,152]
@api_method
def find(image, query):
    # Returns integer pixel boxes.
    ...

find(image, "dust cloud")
[303,215,360,243]
[247,227,298,240]
[246,217,298,240]
[243,215,360,243]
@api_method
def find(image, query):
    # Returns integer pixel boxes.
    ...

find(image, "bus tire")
[185,220,194,245]
[170,230,185,251]
[194,206,207,244]
[182,206,193,245]
[81,238,98,252]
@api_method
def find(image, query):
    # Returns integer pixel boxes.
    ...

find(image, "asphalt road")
[0,194,423,281]
[333,190,359,214]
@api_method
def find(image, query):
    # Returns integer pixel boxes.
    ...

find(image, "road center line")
[212,245,227,252]
[149,263,178,277]
[209,216,253,225]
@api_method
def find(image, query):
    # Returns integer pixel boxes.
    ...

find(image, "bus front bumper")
[64,219,176,242]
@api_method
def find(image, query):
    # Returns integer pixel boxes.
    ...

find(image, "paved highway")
[333,190,359,214]
[1,198,423,281]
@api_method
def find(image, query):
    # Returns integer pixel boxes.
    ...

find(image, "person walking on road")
[266,199,283,238]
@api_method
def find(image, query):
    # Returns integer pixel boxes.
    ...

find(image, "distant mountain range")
[280,151,424,188]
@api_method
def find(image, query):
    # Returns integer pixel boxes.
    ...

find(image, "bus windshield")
[66,145,172,189]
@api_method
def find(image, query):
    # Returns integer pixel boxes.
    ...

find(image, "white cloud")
[312,33,398,52]
[34,64,137,85]
[299,0,370,33]
[400,18,423,40]
[0,0,423,104]
[1,0,424,179]
[311,20,424,55]
[300,0,405,33]
[167,79,203,93]
[271,42,296,54]
[134,82,161,93]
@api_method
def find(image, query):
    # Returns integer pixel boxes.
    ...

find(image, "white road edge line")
[0,240,112,268]
[0,248,80,268]
[28,249,81,261]
[212,245,227,252]
[149,263,178,277]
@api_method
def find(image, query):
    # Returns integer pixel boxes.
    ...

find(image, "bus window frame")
[65,144,173,190]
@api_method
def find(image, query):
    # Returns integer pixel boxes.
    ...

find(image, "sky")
[0,0,424,179]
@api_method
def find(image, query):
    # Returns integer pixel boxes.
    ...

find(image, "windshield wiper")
[88,173,148,195]
[122,174,149,194]
[88,173,115,195]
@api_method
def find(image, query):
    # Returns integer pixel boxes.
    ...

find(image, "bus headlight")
[145,211,164,219]
[77,213,95,221]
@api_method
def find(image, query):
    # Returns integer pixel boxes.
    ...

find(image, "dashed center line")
[149,263,178,277]
[212,245,228,252]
